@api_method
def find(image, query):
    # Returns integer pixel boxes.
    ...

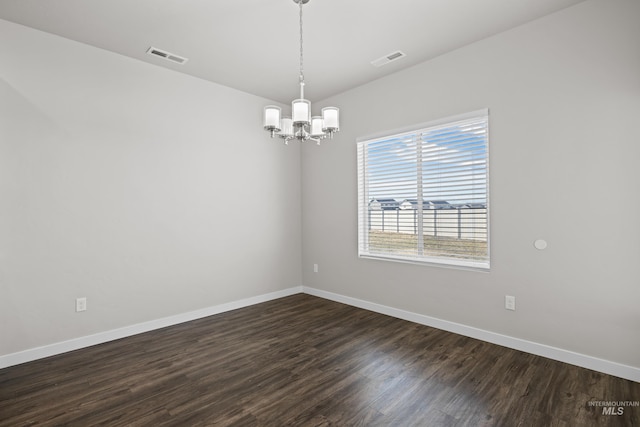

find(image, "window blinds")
[357,109,489,270]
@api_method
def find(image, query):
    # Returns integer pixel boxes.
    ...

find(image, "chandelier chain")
[299,0,304,84]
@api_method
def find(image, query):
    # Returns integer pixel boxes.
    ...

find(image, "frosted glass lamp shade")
[292,99,311,125]
[322,107,339,131]
[263,106,281,131]
[279,117,294,137]
[310,117,324,138]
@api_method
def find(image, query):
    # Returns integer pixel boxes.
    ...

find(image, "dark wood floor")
[1,294,638,426]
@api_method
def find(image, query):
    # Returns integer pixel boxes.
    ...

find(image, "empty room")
[1,0,638,425]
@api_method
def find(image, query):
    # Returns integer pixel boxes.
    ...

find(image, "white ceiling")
[0,0,586,104]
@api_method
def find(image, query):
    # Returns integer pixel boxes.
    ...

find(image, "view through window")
[357,109,490,270]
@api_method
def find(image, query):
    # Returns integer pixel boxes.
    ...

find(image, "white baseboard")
[0,286,303,370]
[3,285,638,383]
[303,286,640,383]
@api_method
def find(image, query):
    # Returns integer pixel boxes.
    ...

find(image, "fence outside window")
[368,207,487,241]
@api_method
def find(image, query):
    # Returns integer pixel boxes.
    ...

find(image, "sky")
[360,116,488,207]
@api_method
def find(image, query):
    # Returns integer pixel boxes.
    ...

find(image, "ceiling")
[0,0,586,104]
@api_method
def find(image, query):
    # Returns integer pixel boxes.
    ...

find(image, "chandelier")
[263,0,340,145]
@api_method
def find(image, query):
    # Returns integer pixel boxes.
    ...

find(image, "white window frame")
[357,109,490,271]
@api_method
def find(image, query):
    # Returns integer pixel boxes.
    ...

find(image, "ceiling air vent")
[371,50,406,68]
[146,47,188,65]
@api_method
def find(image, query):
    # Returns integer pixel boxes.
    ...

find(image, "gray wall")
[0,19,301,356]
[302,0,640,368]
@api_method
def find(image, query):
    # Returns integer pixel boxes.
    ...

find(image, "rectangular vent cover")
[146,47,188,65]
[371,50,406,67]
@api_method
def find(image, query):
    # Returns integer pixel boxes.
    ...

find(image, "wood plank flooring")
[1,294,638,426]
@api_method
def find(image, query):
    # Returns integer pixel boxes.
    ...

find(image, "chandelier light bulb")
[292,99,311,125]
[310,117,324,138]
[322,107,339,133]
[280,117,294,138]
[263,106,281,132]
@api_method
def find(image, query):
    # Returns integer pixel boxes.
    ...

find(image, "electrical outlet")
[313,263,318,273]
[505,295,516,311]
[76,297,87,312]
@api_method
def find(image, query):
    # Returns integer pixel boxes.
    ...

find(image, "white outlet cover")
[505,295,516,311]
[76,297,87,312]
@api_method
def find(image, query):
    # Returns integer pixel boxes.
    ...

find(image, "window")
[357,109,490,270]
